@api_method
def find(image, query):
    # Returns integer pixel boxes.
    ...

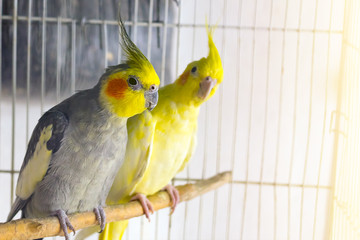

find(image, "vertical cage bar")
[198,2,213,238]
[133,0,139,43]
[149,0,157,237]
[312,0,334,239]
[117,4,122,65]
[274,1,289,239]
[299,0,319,237]
[26,0,32,143]
[146,0,154,61]
[174,1,181,77]
[71,20,76,94]
[103,22,108,68]
[41,0,47,114]
[11,0,18,205]
[225,0,243,239]
[240,0,258,238]
[167,3,182,238]
[160,0,169,84]
[257,1,274,239]
[288,0,304,239]
[135,1,143,236]
[117,31,122,64]
[197,103,208,240]
[56,17,62,103]
[212,0,227,238]
[0,0,3,168]
[183,0,197,238]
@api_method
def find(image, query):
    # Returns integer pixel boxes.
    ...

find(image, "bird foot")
[54,209,76,240]
[93,206,106,233]
[130,193,154,222]
[162,184,180,214]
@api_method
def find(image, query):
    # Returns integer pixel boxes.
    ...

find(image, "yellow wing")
[106,110,156,205]
[177,128,197,173]
[100,110,155,240]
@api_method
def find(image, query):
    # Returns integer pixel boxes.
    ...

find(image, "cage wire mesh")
[0,0,359,239]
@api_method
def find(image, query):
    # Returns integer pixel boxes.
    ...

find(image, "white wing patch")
[16,125,53,199]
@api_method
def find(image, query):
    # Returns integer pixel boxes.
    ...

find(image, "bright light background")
[0,0,359,240]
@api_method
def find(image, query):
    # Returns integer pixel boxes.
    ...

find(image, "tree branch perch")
[0,171,232,240]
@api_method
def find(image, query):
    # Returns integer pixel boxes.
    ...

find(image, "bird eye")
[191,66,197,73]
[128,77,139,86]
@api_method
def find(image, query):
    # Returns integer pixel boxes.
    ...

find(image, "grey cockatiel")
[6,19,160,240]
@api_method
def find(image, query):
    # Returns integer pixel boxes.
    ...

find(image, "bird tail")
[99,220,129,240]
[7,197,27,222]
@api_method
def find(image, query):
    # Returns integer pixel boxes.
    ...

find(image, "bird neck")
[92,82,129,123]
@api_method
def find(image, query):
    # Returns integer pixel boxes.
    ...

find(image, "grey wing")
[7,110,68,221]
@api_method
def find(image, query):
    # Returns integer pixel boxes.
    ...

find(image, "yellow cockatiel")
[101,27,223,240]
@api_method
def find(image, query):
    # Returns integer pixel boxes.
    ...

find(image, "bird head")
[175,26,223,106]
[99,18,160,118]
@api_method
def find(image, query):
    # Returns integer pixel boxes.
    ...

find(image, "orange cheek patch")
[179,71,190,85]
[105,78,128,99]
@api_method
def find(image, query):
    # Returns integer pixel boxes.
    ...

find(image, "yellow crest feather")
[205,22,224,84]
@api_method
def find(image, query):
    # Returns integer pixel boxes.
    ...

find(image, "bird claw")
[93,206,106,233]
[131,193,154,222]
[162,184,180,214]
[54,209,76,240]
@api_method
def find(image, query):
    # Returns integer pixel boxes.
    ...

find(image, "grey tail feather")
[7,196,27,222]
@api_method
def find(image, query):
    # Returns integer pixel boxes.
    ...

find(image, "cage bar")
[0,14,345,35]
[146,0,154,61]
[40,0,47,114]
[211,0,227,237]
[225,0,243,238]
[311,0,334,238]
[159,0,169,84]
[25,0,32,143]
[132,0,139,43]
[56,17,62,103]
[257,1,274,239]
[287,0,304,238]
[273,0,289,238]
[299,0,320,238]
[10,0,18,206]
[71,20,76,94]
[0,0,3,169]
[240,0,258,238]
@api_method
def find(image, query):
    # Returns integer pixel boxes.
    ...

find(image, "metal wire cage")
[1,0,359,239]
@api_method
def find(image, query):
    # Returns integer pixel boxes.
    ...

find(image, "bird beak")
[197,76,217,100]
[144,89,158,111]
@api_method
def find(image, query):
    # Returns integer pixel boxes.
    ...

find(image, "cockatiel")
[100,26,223,240]
[6,18,160,240]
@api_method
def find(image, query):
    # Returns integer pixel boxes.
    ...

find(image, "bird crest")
[105,15,153,75]
[205,23,223,84]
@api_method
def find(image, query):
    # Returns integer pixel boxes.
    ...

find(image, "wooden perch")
[0,171,232,240]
